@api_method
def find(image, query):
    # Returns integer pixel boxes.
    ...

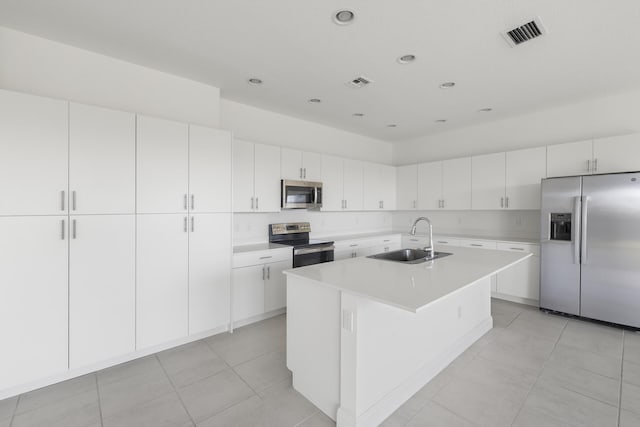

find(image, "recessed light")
[439,82,456,89]
[435,119,447,123]
[387,124,397,128]
[478,108,493,112]
[397,54,416,64]
[353,113,364,117]
[308,98,322,103]
[333,9,355,25]
[247,78,263,85]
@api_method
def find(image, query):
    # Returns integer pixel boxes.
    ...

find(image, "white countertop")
[312,230,397,242]
[284,246,531,313]
[408,232,539,245]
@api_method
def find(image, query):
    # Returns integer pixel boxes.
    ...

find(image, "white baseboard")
[231,308,286,331]
[492,292,539,307]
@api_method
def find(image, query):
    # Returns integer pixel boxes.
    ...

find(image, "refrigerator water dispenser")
[550,213,572,241]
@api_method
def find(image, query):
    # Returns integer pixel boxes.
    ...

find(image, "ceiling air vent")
[346,76,374,88]
[502,17,548,47]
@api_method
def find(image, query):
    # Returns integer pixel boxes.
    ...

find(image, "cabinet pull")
[300,167,303,178]
[587,159,591,173]
[251,197,255,210]
[184,194,188,210]
[438,241,449,244]
[383,239,391,242]
[259,256,272,260]
[267,266,271,280]
[345,200,348,209]
[262,266,266,280]
[72,191,77,211]
[500,197,504,208]
[303,168,307,179]
[191,216,195,232]
[60,190,66,211]
[184,217,188,232]
[593,158,598,172]
[61,219,65,240]
[256,197,259,210]
[505,197,509,208]
[349,244,358,247]
[470,243,483,247]
[72,219,77,239]
[191,194,195,210]
[509,247,524,251]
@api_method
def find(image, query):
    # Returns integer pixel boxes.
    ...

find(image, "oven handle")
[294,245,335,256]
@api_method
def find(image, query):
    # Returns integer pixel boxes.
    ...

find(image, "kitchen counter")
[232,242,290,254]
[406,232,539,245]
[313,230,397,242]
[284,245,531,312]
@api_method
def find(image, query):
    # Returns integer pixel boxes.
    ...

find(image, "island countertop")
[284,245,531,313]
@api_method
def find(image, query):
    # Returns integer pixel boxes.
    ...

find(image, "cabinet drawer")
[233,248,291,268]
[433,237,462,246]
[459,240,497,249]
[371,235,401,246]
[496,242,540,257]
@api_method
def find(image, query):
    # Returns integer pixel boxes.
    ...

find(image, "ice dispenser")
[550,213,572,241]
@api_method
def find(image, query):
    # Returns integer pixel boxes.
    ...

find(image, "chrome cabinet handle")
[251,197,254,210]
[262,266,266,280]
[256,197,259,210]
[500,197,504,208]
[61,190,66,211]
[349,244,358,247]
[191,194,195,210]
[509,247,525,251]
[267,266,271,280]
[72,219,77,239]
[61,219,66,240]
[259,256,273,260]
[505,197,509,208]
[470,243,483,247]
[587,159,591,173]
[191,216,194,232]
[300,167,303,178]
[72,191,77,211]
[184,194,188,210]
[593,158,598,172]
[345,200,348,209]
[184,216,188,232]
[304,168,307,179]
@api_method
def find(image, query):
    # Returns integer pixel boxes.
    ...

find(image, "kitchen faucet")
[410,216,434,257]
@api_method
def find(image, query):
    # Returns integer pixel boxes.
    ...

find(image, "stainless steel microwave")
[281,180,323,209]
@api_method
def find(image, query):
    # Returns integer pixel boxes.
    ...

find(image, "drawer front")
[459,240,497,249]
[334,239,362,251]
[496,242,540,257]
[374,235,401,246]
[233,248,291,268]
[433,237,462,246]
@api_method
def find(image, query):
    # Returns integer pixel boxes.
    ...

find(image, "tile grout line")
[292,409,320,427]
[201,337,263,397]
[8,394,20,427]
[94,373,104,427]
[154,354,198,427]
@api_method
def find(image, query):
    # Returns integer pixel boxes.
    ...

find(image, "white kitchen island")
[284,246,531,427]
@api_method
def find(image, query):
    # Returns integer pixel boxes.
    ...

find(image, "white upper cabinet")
[396,165,418,210]
[472,153,506,210]
[417,161,443,210]
[0,90,68,216]
[189,125,232,213]
[136,115,189,214]
[69,103,135,215]
[320,155,345,211]
[343,159,364,211]
[592,133,640,174]
[547,140,593,177]
[505,147,547,209]
[442,157,472,210]
[232,139,281,212]
[363,162,396,210]
[281,148,322,181]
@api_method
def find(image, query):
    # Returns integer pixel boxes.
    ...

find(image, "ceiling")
[1,0,640,142]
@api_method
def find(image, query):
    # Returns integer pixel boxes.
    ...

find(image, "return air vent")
[502,17,548,47]
[346,76,373,88]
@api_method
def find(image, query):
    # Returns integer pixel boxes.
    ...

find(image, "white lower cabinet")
[0,216,69,388]
[136,214,189,349]
[495,243,540,301]
[263,260,290,313]
[232,265,266,321]
[188,213,231,335]
[69,215,135,369]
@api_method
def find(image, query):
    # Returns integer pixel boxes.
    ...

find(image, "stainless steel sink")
[367,248,452,264]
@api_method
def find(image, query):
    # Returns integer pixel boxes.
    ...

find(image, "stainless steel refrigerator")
[540,172,640,328]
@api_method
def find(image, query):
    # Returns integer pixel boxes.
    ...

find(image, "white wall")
[0,27,220,127]
[393,89,640,165]
[392,211,540,240]
[221,99,394,164]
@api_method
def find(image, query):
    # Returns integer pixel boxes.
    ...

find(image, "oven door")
[293,245,334,268]
[281,180,322,209]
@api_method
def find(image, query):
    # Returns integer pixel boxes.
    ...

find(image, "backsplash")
[233,211,393,245]
[392,210,540,240]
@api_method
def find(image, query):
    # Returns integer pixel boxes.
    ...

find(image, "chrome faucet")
[410,216,434,257]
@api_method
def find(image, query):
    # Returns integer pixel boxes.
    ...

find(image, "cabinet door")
[69,103,135,214]
[0,90,68,216]
[363,162,383,210]
[137,214,189,349]
[302,152,322,181]
[69,215,135,369]
[343,159,363,211]
[593,134,640,174]
[233,139,255,212]
[417,161,443,210]
[497,256,540,300]
[546,140,592,177]
[281,148,303,180]
[321,155,344,211]
[0,216,68,388]
[472,152,505,210]
[232,265,265,322]
[506,147,547,210]
[442,157,472,210]
[254,143,281,212]
[189,213,231,335]
[264,260,291,313]
[137,116,189,214]
[189,126,232,213]
[396,165,418,210]
[380,164,396,210]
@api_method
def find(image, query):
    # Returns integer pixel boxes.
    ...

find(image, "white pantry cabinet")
[396,164,418,210]
[188,126,232,213]
[505,147,547,210]
[69,103,135,214]
[441,158,472,210]
[472,152,506,210]
[417,161,443,210]
[233,139,281,212]
[546,140,593,177]
[0,216,68,388]
[136,116,189,214]
[321,155,363,211]
[69,215,135,369]
[0,90,68,216]
[136,214,189,349]
[363,162,396,210]
[188,213,231,335]
[281,148,322,181]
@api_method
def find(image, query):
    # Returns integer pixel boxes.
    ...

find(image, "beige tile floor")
[1,299,639,427]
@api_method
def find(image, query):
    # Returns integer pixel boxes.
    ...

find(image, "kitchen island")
[284,245,531,427]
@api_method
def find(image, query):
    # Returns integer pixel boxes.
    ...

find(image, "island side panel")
[338,277,492,427]
[286,275,342,420]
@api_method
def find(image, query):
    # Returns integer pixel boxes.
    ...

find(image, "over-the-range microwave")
[281,180,323,210]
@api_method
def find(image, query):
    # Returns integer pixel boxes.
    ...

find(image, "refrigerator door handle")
[573,196,581,264]
[581,196,589,264]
